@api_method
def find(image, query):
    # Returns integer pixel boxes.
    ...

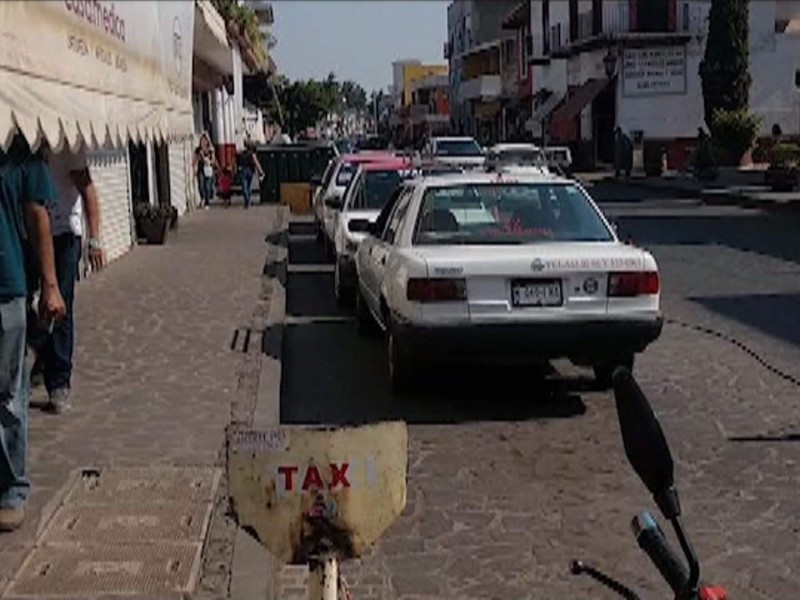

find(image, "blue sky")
[271,1,449,93]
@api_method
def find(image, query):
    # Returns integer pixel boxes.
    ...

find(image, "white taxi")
[354,171,663,391]
[332,158,412,303]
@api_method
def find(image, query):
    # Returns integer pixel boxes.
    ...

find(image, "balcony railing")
[458,74,502,102]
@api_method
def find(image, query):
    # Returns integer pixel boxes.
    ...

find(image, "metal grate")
[41,503,212,545]
[4,543,201,597]
[64,468,220,505]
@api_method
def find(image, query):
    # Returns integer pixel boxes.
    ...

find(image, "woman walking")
[194,132,218,209]
[237,138,265,209]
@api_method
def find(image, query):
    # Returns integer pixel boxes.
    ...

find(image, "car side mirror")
[612,367,679,519]
[347,218,372,234]
[310,173,323,186]
[325,195,343,210]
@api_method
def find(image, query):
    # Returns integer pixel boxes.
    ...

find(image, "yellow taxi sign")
[226,421,408,565]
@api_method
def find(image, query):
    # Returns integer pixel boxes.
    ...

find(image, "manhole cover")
[4,543,201,597]
[65,468,220,505]
[41,503,212,545]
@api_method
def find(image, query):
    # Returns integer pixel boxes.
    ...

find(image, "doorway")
[593,82,616,165]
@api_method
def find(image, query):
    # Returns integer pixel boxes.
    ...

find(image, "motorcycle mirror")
[612,367,680,519]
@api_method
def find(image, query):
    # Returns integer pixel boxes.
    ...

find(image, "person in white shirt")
[33,143,104,413]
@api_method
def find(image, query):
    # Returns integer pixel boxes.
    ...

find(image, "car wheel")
[593,355,635,390]
[334,260,352,307]
[325,238,335,262]
[356,289,374,335]
[387,324,413,394]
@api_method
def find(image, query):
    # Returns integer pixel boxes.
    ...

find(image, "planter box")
[765,167,798,192]
[136,216,169,245]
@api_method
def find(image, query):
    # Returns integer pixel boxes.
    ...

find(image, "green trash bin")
[258,148,280,203]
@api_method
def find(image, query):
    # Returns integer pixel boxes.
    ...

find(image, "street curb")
[623,177,800,213]
[229,206,289,600]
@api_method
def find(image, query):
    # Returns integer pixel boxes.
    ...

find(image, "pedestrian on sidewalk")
[218,166,234,208]
[194,132,217,209]
[237,137,264,209]
[0,133,66,532]
[32,142,104,414]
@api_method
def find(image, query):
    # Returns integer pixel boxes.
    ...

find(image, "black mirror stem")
[669,513,700,599]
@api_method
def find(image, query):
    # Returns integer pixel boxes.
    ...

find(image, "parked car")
[422,136,485,169]
[543,146,573,176]
[333,157,413,303]
[313,152,396,247]
[486,143,550,175]
[354,171,663,391]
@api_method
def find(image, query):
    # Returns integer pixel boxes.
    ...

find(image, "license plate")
[511,280,562,307]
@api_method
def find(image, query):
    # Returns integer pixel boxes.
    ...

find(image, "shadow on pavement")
[286,273,349,318]
[616,213,800,266]
[279,321,588,426]
[690,293,800,350]
[289,237,330,265]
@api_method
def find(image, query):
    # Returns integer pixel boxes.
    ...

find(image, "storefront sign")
[623,46,686,97]
[0,0,195,149]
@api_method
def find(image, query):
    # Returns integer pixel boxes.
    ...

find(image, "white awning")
[0,1,195,151]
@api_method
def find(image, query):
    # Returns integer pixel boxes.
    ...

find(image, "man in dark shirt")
[0,134,65,532]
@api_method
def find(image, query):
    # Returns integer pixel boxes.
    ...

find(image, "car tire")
[593,355,635,390]
[325,238,335,262]
[387,324,413,394]
[334,259,352,307]
[356,289,374,335]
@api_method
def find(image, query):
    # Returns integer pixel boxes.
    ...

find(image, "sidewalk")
[584,169,800,211]
[0,202,280,594]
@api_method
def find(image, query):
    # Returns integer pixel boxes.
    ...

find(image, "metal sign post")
[226,421,408,600]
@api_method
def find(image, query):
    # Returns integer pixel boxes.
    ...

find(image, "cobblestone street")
[2,188,800,600]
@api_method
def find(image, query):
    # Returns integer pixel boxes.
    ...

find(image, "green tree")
[274,78,339,136]
[699,0,751,127]
[341,80,368,112]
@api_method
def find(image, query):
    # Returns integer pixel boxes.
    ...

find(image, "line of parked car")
[309,136,662,392]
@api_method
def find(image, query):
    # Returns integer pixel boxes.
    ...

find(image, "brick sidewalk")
[0,204,279,592]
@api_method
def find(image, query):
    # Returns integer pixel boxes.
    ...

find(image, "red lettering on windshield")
[483,218,554,238]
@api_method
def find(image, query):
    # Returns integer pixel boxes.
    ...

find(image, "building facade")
[447,0,521,144]
[527,0,800,169]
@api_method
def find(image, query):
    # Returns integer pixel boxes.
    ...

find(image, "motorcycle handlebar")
[632,512,690,596]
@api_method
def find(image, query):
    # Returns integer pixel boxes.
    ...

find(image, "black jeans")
[40,234,81,393]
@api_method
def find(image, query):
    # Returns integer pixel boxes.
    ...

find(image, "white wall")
[617,0,800,139]
[749,1,800,135]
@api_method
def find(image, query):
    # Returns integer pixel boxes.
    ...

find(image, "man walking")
[1,133,65,532]
[37,143,104,413]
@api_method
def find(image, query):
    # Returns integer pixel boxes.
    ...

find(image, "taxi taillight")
[608,271,660,297]
[406,278,467,302]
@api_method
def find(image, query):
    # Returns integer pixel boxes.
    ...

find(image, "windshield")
[413,183,613,245]
[434,139,483,157]
[492,149,546,167]
[545,149,570,162]
[335,139,353,155]
[350,170,403,210]
[336,163,355,186]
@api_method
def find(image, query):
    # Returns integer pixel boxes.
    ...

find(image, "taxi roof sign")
[226,421,408,565]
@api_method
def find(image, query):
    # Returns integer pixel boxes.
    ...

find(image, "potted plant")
[709,108,760,167]
[765,143,799,191]
[133,202,171,245]
[169,206,179,230]
[691,136,719,182]
[643,141,664,177]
